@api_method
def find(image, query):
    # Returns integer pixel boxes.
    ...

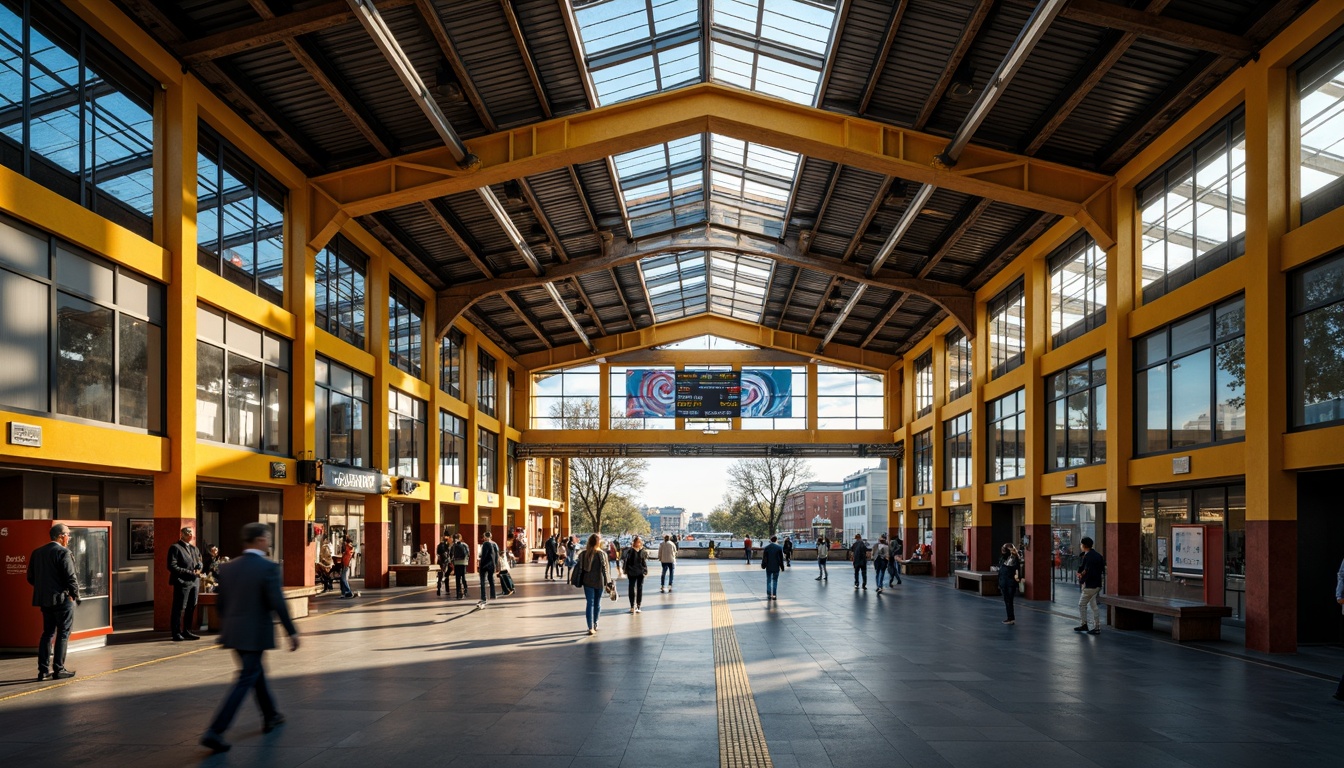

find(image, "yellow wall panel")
[0,411,166,473]
[1127,442,1246,487]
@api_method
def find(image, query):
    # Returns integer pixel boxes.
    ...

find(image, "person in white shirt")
[658,535,678,592]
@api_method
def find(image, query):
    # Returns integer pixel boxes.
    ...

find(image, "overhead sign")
[318,465,388,494]
[675,371,740,418]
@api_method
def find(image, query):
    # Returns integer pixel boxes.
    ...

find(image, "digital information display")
[675,371,741,418]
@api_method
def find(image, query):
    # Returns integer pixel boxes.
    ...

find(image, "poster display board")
[1170,524,1205,579]
[624,370,793,418]
[0,520,113,651]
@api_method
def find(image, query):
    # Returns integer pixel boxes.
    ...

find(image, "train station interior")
[2,0,1344,764]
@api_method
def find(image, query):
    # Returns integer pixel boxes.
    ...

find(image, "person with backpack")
[572,534,613,635]
[873,534,892,594]
[450,534,469,599]
[850,534,870,591]
[622,536,650,613]
[743,536,753,565]
[477,531,501,608]
[761,535,785,601]
[544,534,560,580]
[782,536,794,569]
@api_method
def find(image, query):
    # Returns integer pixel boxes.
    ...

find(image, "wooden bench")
[1098,594,1232,642]
[953,569,1001,596]
[198,585,320,632]
[899,559,933,576]
[388,564,439,587]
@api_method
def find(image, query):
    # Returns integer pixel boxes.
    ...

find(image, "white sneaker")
[588,628,595,635]
[660,587,665,593]
[635,607,641,613]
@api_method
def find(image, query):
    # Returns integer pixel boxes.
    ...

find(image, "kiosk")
[0,520,113,653]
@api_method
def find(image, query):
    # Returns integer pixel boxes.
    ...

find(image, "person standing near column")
[436,533,453,597]
[200,523,300,753]
[998,544,1022,625]
[658,534,677,592]
[815,535,829,581]
[761,535,785,601]
[337,537,360,599]
[850,534,870,590]
[451,533,470,599]
[167,526,204,641]
[743,535,754,565]
[1074,536,1105,635]
[27,524,80,681]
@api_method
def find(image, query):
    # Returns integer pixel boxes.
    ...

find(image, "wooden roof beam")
[179,0,415,64]
[1061,0,1254,59]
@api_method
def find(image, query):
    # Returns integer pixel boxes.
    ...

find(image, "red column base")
[1246,519,1297,653]
[933,527,951,578]
[1103,521,1141,596]
[970,525,994,571]
[282,520,314,588]
[364,521,389,589]
[1023,523,1052,600]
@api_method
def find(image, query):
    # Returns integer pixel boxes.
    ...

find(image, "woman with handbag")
[621,536,650,614]
[575,533,613,635]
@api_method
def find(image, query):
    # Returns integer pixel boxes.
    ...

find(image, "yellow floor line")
[709,560,773,768]
[0,588,430,704]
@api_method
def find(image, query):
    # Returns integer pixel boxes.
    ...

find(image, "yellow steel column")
[281,172,317,588]
[1105,187,1141,597]
[1243,62,1296,653]
[365,245,391,588]
[152,76,199,632]
[1022,253,1051,599]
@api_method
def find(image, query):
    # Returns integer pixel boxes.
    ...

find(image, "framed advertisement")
[127,518,155,560]
[1170,524,1204,579]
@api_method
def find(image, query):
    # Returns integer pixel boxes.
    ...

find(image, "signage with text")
[318,465,387,494]
[675,371,741,418]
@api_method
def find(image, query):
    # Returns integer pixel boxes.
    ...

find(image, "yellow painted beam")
[0,411,167,473]
[519,429,893,446]
[517,315,897,372]
[309,83,1115,248]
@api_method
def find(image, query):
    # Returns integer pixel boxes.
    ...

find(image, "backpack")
[570,551,591,588]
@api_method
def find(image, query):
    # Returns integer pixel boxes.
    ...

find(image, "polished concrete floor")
[0,560,1341,767]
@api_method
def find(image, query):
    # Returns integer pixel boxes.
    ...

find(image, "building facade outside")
[842,464,888,541]
[782,482,843,540]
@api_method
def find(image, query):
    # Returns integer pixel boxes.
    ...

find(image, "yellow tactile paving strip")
[709,561,773,768]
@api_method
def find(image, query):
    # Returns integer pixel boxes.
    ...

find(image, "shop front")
[1049,493,1105,603]
[1139,482,1245,621]
[197,484,283,565]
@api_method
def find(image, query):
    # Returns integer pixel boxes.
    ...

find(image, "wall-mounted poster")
[1157,537,1168,569]
[625,369,677,418]
[740,370,793,418]
[1170,525,1205,579]
[127,519,155,560]
[624,369,792,418]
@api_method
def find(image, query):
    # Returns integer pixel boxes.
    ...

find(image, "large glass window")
[1297,32,1344,224]
[913,429,933,496]
[740,366,806,430]
[987,279,1025,378]
[1046,355,1107,471]
[477,428,498,492]
[314,235,366,349]
[1135,297,1245,454]
[506,369,516,428]
[943,412,972,490]
[1049,232,1107,347]
[914,351,933,417]
[817,365,883,430]
[1139,484,1246,618]
[0,217,163,430]
[439,410,466,487]
[387,278,423,378]
[440,328,464,399]
[1138,109,1247,303]
[0,2,155,238]
[477,349,497,417]
[506,440,519,496]
[387,388,426,480]
[196,124,286,306]
[533,365,603,428]
[946,329,971,402]
[987,389,1025,481]
[1290,251,1344,428]
[196,306,289,454]
[314,356,371,468]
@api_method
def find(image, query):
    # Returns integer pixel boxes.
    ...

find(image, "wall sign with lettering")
[7,422,41,447]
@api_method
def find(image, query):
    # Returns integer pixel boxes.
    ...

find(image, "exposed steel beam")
[857,0,909,115]
[413,0,497,131]
[178,0,415,63]
[500,0,552,119]
[1061,0,1254,58]
[309,83,1116,252]
[914,0,995,130]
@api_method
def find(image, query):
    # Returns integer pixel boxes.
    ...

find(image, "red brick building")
[781,482,843,541]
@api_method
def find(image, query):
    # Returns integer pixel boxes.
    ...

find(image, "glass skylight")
[657,335,760,350]
[573,0,701,106]
[612,136,706,237]
[639,250,774,323]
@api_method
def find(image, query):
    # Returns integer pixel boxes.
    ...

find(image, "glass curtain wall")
[1139,484,1246,618]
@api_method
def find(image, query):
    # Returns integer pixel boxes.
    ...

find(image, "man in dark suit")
[167,525,203,641]
[27,523,81,681]
[201,523,300,753]
[435,532,453,596]
[761,534,785,601]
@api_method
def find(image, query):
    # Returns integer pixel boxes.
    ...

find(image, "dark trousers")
[784,551,791,567]
[453,564,468,597]
[818,558,828,577]
[337,564,353,597]
[1002,582,1018,621]
[854,562,867,587]
[1336,671,1344,699]
[545,555,558,579]
[499,570,515,594]
[208,650,276,736]
[627,575,644,607]
[437,565,451,593]
[889,559,903,584]
[171,583,199,637]
[38,600,75,674]
[745,548,752,564]
[479,566,496,601]
[660,562,674,586]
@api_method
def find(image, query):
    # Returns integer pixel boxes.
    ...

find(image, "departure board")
[675,371,741,418]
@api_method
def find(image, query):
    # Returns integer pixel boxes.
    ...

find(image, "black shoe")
[172,635,185,642]
[36,671,49,681]
[52,670,75,680]
[1072,625,1089,632]
[1088,628,1101,635]
[183,632,201,640]
[1333,693,1344,702]
[200,732,231,753]
[262,713,286,733]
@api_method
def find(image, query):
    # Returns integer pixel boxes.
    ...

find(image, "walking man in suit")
[27,523,81,681]
[761,535,785,601]
[167,526,203,641]
[201,523,300,753]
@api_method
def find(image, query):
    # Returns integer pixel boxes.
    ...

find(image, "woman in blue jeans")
[577,533,612,635]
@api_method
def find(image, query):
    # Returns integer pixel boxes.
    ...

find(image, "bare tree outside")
[725,456,813,536]
[554,399,648,534]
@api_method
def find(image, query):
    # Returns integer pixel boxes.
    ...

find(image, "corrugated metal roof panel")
[819,0,904,114]
[863,0,979,128]
[436,0,545,128]
[513,0,591,115]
